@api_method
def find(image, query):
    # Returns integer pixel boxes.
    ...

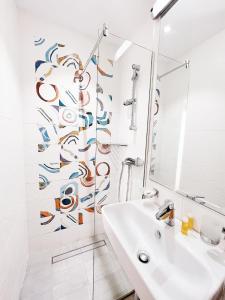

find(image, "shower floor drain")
[52,240,106,264]
[137,251,150,263]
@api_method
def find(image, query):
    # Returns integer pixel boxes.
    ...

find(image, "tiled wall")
[0,0,28,299]
[19,10,116,253]
[179,28,225,210]
[33,38,112,232]
[110,43,153,202]
[19,10,155,257]
[150,58,189,189]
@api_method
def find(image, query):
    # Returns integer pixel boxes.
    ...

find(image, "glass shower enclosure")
[91,31,153,300]
[34,24,152,300]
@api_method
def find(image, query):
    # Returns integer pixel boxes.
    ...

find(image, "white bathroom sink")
[102,201,225,300]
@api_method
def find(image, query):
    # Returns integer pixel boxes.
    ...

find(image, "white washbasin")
[102,201,225,300]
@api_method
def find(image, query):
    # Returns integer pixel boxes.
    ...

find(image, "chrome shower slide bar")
[123,64,140,130]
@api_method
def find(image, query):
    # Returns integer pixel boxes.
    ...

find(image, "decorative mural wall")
[34,37,113,233]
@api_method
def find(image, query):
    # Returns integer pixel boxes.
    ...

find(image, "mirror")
[149,54,189,189]
[150,0,225,214]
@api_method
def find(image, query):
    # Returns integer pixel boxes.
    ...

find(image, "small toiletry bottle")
[181,217,189,235]
[188,213,194,230]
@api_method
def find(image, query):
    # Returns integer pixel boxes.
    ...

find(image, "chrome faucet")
[156,200,175,227]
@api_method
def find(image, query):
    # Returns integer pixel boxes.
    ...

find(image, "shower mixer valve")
[122,157,144,166]
[123,98,136,106]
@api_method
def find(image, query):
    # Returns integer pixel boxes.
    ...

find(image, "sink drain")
[137,251,150,263]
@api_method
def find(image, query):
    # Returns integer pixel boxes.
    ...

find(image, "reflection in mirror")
[149,54,189,189]
[150,0,225,214]
[178,25,225,212]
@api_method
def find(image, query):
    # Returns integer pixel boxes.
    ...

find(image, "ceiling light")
[164,25,171,33]
[114,40,132,62]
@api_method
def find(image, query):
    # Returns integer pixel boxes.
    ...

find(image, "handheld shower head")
[131,64,140,80]
[132,64,141,71]
[103,23,109,37]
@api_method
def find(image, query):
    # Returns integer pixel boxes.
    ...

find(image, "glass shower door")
[93,33,153,300]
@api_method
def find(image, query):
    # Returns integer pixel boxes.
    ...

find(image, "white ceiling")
[15,0,225,59]
[15,0,155,40]
[160,0,225,58]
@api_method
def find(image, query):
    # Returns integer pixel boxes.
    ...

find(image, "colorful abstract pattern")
[34,37,113,232]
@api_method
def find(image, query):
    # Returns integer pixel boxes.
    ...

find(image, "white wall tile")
[0,1,28,299]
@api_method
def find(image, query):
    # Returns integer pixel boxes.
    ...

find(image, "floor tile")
[57,284,91,300]
[21,234,133,300]
[21,290,54,300]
